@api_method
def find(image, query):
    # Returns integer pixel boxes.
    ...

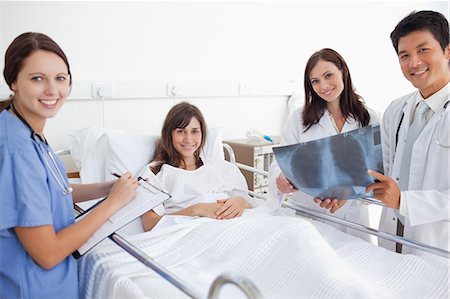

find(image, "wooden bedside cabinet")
[224,138,279,194]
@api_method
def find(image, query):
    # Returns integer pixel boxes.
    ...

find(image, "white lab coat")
[269,106,380,240]
[379,84,450,257]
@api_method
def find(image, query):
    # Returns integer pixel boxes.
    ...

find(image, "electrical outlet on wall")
[91,83,114,98]
[166,83,185,96]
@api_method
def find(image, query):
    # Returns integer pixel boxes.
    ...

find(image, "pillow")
[103,131,158,181]
[69,127,111,183]
[202,126,224,161]
[69,126,224,183]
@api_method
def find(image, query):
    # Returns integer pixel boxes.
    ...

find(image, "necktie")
[398,101,430,191]
[396,100,429,253]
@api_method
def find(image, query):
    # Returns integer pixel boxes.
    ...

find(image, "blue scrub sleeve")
[0,148,53,230]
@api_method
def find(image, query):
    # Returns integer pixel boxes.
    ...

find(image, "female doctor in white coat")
[269,48,380,240]
[366,10,449,257]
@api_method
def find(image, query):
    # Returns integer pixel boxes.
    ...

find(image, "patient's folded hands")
[191,202,225,219]
[313,197,347,213]
[215,196,252,220]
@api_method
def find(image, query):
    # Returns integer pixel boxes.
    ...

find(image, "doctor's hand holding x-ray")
[365,170,401,210]
[277,172,347,213]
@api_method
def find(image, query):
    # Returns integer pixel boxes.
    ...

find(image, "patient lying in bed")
[137,102,260,231]
[74,102,448,299]
[80,202,448,299]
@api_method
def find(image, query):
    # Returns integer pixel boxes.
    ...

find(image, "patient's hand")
[276,174,297,193]
[313,197,346,213]
[192,203,225,219]
[215,196,252,220]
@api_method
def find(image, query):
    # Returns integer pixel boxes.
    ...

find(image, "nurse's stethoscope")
[8,103,73,195]
[395,99,450,149]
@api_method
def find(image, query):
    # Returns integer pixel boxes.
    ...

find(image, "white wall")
[1,1,448,152]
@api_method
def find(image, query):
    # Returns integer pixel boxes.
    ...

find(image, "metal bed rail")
[282,201,450,259]
[222,144,450,259]
[63,148,263,299]
[73,204,262,299]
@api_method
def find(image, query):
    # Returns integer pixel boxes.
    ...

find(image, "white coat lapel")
[408,104,447,188]
[391,94,418,180]
[342,116,359,132]
[318,112,337,135]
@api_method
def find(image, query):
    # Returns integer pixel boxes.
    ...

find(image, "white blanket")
[78,209,449,298]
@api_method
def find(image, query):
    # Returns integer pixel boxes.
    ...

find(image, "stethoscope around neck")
[8,103,73,196]
[395,99,450,149]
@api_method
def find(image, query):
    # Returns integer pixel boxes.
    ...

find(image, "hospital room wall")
[1,1,448,153]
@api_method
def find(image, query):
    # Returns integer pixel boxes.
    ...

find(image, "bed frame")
[58,145,449,299]
[222,144,449,259]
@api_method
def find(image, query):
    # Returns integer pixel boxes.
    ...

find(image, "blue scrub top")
[0,110,78,299]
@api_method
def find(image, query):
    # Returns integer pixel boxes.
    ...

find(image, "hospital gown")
[138,159,258,216]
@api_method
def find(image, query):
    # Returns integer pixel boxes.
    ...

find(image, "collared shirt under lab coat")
[268,106,380,241]
[379,83,450,257]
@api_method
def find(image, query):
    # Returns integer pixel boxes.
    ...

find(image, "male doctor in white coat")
[366,10,449,257]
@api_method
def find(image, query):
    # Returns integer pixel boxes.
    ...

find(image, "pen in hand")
[112,172,145,182]
[111,172,122,179]
[111,172,170,197]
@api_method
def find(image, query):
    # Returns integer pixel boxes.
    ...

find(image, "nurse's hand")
[276,173,297,193]
[366,169,400,210]
[313,197,347,213]
[215,196,252,219]
[108,172,139,210]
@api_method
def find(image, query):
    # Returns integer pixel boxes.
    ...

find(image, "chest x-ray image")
[273,124,383,199]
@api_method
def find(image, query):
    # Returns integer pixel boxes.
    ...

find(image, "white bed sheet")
[78,207,449,298]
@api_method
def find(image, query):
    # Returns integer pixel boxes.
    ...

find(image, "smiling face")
[11,50,70,131]
[309,59,345,105]
[171,116,203,165]
[398,30,450,98]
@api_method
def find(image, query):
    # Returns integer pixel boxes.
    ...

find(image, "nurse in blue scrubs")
[0,32,139,299]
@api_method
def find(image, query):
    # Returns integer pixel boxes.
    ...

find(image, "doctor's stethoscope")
[8,103,73,195]
[395,99,450,149]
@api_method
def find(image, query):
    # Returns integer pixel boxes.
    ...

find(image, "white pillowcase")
[69,126,224,183]
[69,127,112,183]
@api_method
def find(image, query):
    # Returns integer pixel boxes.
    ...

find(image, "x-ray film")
[273,124,383,199]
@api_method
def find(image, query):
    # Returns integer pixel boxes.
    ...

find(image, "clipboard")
[273,124,383,199]
[72,179,171,259]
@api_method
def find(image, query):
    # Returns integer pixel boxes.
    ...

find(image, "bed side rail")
[223,144,450,259]
[282,201,449,259]
[208,273,262,299]
[74,204,263,299]
[60,144,264,299]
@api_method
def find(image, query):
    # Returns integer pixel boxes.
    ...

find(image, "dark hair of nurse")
[1,32,72,112]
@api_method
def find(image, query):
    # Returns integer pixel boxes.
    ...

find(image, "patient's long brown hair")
[1,32,72,112]
[302,48,370,132]
[151,102,207,174]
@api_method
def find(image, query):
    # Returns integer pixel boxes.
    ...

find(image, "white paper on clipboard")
[73,181,170,258]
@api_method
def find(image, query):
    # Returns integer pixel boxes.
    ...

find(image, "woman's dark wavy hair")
[151,102,207,174]
[390,10,449,54]
[302,48,370,132]
[0,32,72,112]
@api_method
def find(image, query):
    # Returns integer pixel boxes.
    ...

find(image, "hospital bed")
[61,127,449,299]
